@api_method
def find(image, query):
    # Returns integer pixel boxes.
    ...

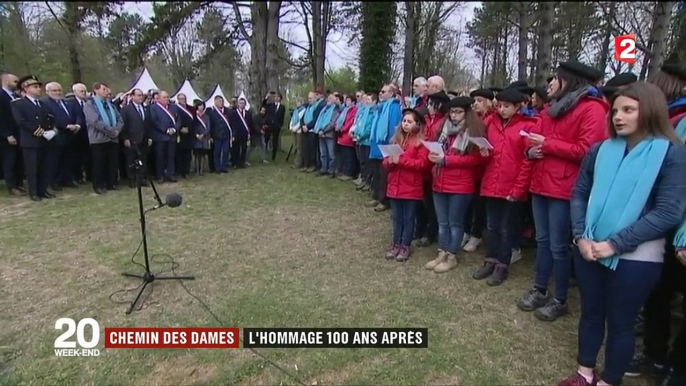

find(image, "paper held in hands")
[42,130,57,141]
[378,144,404,158]
[519,130,531,137]
[421,141,444,156]
[468,136,493,149]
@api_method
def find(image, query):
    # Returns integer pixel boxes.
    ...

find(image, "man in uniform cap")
[10,75,55,201]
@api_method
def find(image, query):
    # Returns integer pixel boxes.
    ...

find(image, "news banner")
[53,319,428,356]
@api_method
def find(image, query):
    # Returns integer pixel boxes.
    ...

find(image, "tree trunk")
[479,51,486,87]
[647,1,675,80]
[402,1,416,96]
[249,2,269,104]
[501,27,508,85]
[535,1,554,87]
[671,1,686,59]
[517,2,529,81]
[64,3,83,84]
[598,1,615,75]
[529,31,538,83]
[311,1,326,90]
[266,1,282,93]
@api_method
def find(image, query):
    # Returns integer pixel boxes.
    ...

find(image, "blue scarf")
[303,98,323,126]
[314,103,337,133]
[410,96,420,109]
[668,96,686,112]
[93,97,117,127]
[675,116,686,142]
[371,98,400,144]
[583,136,670,270]
[352,104,370,139]
[290,105,305,127]
[335,105,351,131]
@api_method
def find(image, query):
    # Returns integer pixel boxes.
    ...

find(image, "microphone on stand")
[147,192,182,212]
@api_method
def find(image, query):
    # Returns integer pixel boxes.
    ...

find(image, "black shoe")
[534,298,569,322]
[50,185,62,191]
[517,288,550,312]
[94,188,107,195]
[663,371,686,386]
[414,237,432,247]
[41,192,56,199]
[30,195,42,202]
[486,263,509,286]
[107,185,118,190]
[62,182,78,188]
[472,261,496,280]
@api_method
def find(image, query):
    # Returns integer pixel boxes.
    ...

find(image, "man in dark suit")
[68,83,90,184]
[149,91,180,183]
[207,95,232,173]
[11,75,55,201]
[265,92,286,161]
[0,72,26,196]
[229,97,252,168]
[120,88,152,188]
[44,82,80,190]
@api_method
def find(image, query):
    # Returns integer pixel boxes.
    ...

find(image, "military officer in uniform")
[11,75,55,201]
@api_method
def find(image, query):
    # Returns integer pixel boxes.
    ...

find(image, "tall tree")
[358,2,396,92]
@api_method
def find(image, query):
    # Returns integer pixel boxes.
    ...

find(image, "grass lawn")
[0,138,653,385]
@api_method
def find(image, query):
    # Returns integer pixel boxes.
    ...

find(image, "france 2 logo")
[54,318,101,357]
[615,34,636,65]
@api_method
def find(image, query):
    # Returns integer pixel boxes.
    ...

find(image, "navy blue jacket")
[571,141,686,255]
[44,97,77,146]
[150,103,181,142]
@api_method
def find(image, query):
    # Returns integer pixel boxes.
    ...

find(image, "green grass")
[0,136,653,385]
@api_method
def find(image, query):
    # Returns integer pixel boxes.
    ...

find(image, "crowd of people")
[2,58,686,386]
[0,75,286,200]
[285,61,686,386]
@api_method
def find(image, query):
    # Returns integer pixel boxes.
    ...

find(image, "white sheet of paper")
[519,130,531,137]
[378,144,404,158]
[43,130,56,141]
[421,141,444,156]
[468,136,493,149]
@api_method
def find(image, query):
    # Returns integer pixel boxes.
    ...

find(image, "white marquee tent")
[171,79,203,104]
[128,68,160,94]
[204,84,231,107]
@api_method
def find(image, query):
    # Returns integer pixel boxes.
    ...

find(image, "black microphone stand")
[121,154,194,315]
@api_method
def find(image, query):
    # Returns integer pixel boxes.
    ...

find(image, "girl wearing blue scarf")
[558,82,686,386]
[314,94,341,176]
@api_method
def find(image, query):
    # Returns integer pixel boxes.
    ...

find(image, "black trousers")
[269,129,281,161]
[415,180,438,241]
[2,143,24,190]
[370,159,388,205]
[358,145,372,185]
[231,137,248,167]
[22,147,49,196]
[72,135,91,182]
[176,147,192,176]
[643,251,686,373]
[301,132,318,168]
[154,140,176,180]
[464,185,486,239]
[123,141,149,182]
[91,142,119,190]
[47,144,75,187]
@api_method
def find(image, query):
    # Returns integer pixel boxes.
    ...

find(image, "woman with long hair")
[517,61,609,322]
[425,96,489,273]
[383,108,430,262]
[558,82,686,386]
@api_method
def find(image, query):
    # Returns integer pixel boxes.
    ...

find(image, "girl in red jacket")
[383,108,430,262]
[516,60,609,323]
[472,88,537,286]
[425,97,489,273]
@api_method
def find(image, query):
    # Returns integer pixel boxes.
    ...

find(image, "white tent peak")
[204,84,230,107]
[128,68,160,94]
[171,79,203,105]
[237,91,252,110]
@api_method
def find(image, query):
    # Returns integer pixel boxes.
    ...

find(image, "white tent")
[171,79,203,104]
[128,68,160,94]
[204,84,230,107]
[237,91,252,110]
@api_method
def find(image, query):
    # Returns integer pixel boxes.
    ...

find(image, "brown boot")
[434,253,458,273]
[425,250,446,270]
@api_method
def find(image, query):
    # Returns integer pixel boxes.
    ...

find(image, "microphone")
[148,192,182,212]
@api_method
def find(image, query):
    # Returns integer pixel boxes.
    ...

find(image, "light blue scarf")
[352,104,370,140]
[675,116,686,141]
[290,105,306,127]
[410,96,420,109]
[335,105,351,131]
[303,98,323,126]
[314,103,337,133]
[583,136,670,270]
[93,97,117,127]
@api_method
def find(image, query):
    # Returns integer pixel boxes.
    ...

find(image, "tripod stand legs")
[121,271,195,314]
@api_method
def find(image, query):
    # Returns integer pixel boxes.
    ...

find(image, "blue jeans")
[532,194,571,301]
[213,138,230,172]
[574,254,662,386]
[485,198,521,265]
[390,199,419,246]
[318,137,336,174]
[433,192,473,254]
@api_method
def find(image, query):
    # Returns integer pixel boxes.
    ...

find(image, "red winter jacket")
[382,134,431,200]
[337,105,358,147]
[432,135,489,194]
[526,96,609,200]
[480,113,538,201]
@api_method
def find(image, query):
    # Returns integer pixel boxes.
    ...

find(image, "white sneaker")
[460,233,470,248]
[510,248,522,264]
[463,236,482,252]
